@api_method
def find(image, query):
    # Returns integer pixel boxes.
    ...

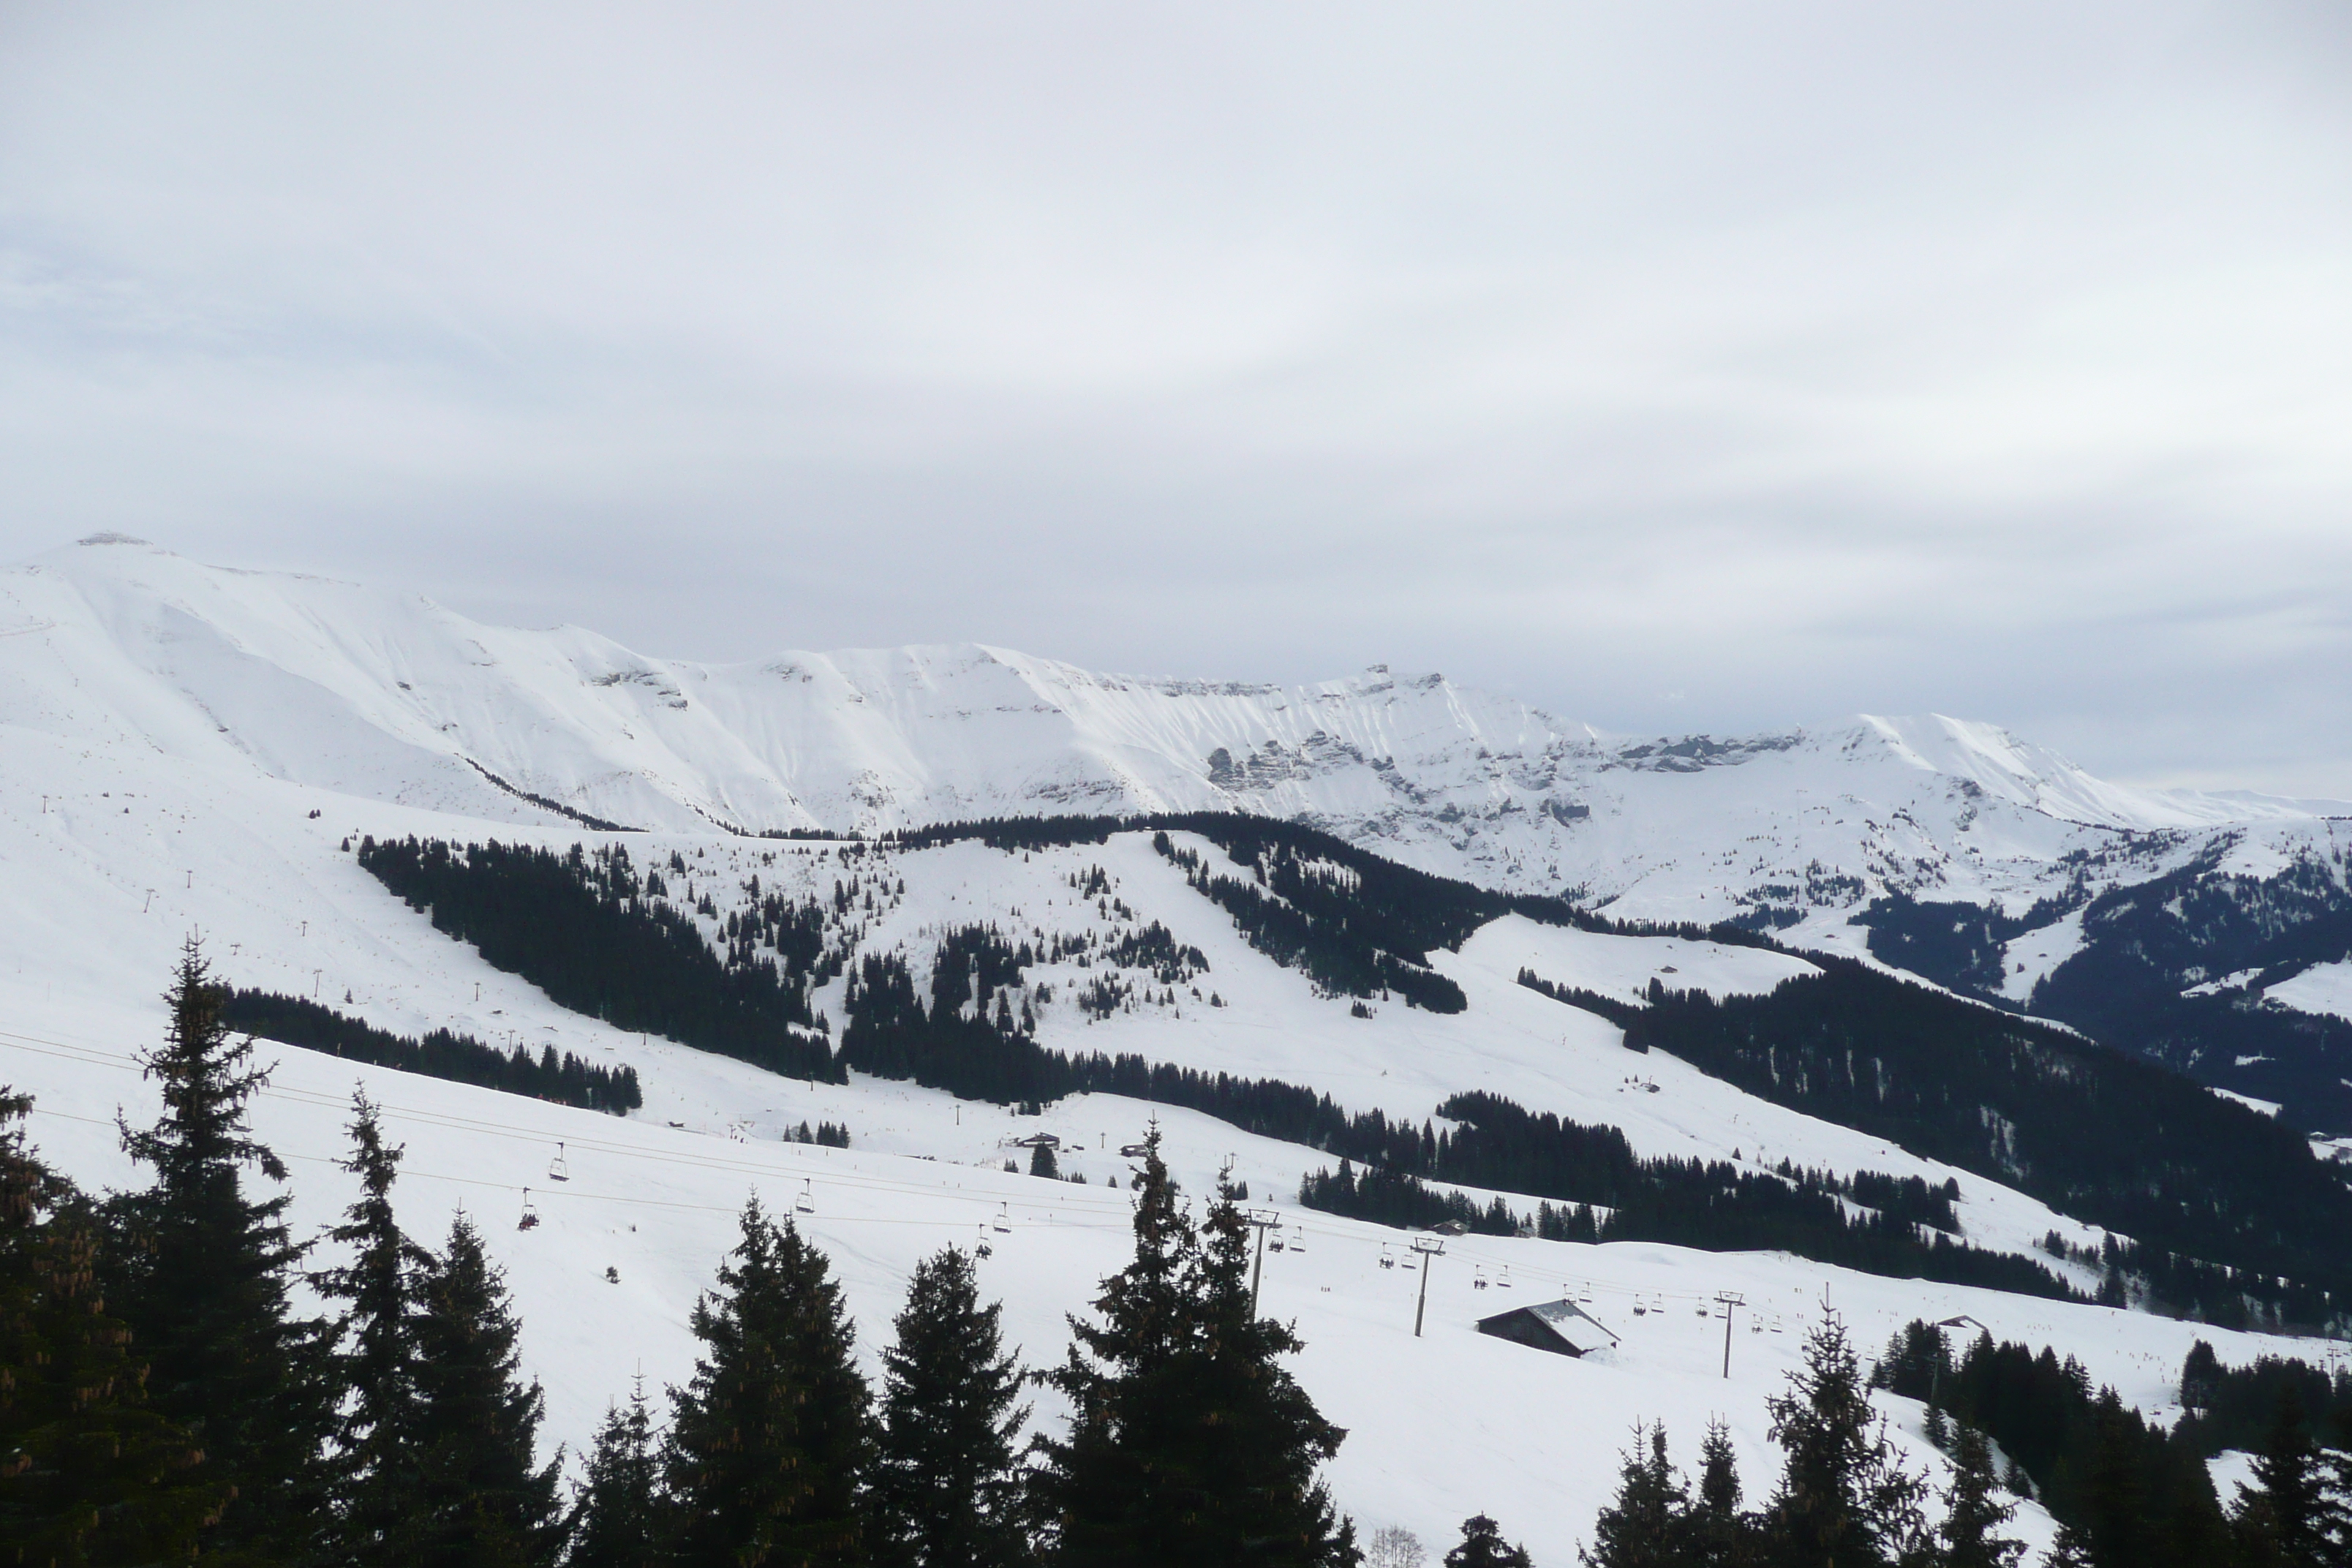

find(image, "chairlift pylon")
[549,1141,570,1183]
[516,1187,539,1232]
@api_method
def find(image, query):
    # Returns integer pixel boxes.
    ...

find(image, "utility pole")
[1245,1208,1281,1317]
[1411,1234,1447,1338]
[1716,1292,1745,1378]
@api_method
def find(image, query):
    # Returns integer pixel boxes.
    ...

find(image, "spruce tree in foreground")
[0,1088,224,1562]
[1937,1425,2023,1568]
[107,940,334,1562]
[1686,1420,1749,1567]
[665,1195,872,1567]
[2228,1385,2337,1568]
[871,1245,1031,1568]
[1444,1514,1531,1568]
[1581,1422,1684,1567]
[1033,1137,1356,1567]
[568,1380,660,1568]
[314,1090,431,1565]
[2037,1523,2092,1568]
[408,1213,566,1567]
[1760,1315,1927,1567]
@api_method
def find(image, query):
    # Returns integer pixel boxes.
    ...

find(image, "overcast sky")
[4,4,2350,794]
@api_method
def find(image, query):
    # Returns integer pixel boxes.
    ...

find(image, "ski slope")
[2,535,2339,1555]
[10,992,2300,1567]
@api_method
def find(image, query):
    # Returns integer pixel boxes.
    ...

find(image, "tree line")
[350,829,2347,1326]
[1550,957,2352,1330]
[356,837,841,1083]
[221,989,644,1114]
[16,946,2338,1567]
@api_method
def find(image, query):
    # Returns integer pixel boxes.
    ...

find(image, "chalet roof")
[1476,1297,1620,1357]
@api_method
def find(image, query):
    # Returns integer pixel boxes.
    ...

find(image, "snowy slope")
[0,565,2326,1553]
[20,998,2269,1567]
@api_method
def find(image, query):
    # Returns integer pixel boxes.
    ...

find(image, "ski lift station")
[1475,1297,1621,1360]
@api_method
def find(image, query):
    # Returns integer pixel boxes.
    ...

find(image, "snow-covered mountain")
[7,535,2349,1557]
[12,535,2352,1129]
[4,535,2336,916]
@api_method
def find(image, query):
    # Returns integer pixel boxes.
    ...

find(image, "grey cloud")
[2,1,2349,793]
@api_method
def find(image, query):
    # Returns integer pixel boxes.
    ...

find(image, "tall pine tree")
[2229,1385,2337,1568]
[313,1090,431,1566]
[1032,1138,1355,1567]
[567,1379,660,1568]
[1687,1420,1752,1567]
[106,941,333,1564]
[1580,1421,1685,1567]
[407,1213,567,1568]
[664,1196,871,1567]
[0,1088,224,1563]
[1937,1425,2023,1568]
[1443,1515,1531,1568]
[1760,1315,1927,1568]
[871,1245,1031,1568]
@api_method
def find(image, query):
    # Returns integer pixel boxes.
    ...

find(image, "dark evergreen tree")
[1031,1137,1355,1567]
[2229,1385,2336,1568]
[2038,1524,2092,1568]
[1580,1422,1684,1568]
[0,1088,224,1564]
[1029,1142,1060,1180]
[664,1196,872,1567]
[1444,1515,1531,1568]
[871,1245,1031,1568]
[313,1090,431,1566]
[1688,1420,1753,1568]
[1760,1316,1927,1568]
[2076,1393,2147,1568]
[1937,1425,2023,1568]
[105,941,333,1564]
[566,1379,660,1568]
[408,1213,566,1567]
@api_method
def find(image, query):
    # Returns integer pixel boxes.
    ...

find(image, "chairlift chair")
[1632,1300,1648,1316]
[1472,1267,1488,1291]
[975,1224,994,1260]
[549,1142,570,1182]
[992,1203,1011,1235]
[795,1178,815,1216]
[1379,1243,1396,1270]
[1289,1226,1307,1255]
[1269,1232,1285,1253]
[1496,1266,1512,1289]
[516,1188,539,1232]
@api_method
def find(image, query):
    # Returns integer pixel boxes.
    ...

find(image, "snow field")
[8,1000,2305,1566]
